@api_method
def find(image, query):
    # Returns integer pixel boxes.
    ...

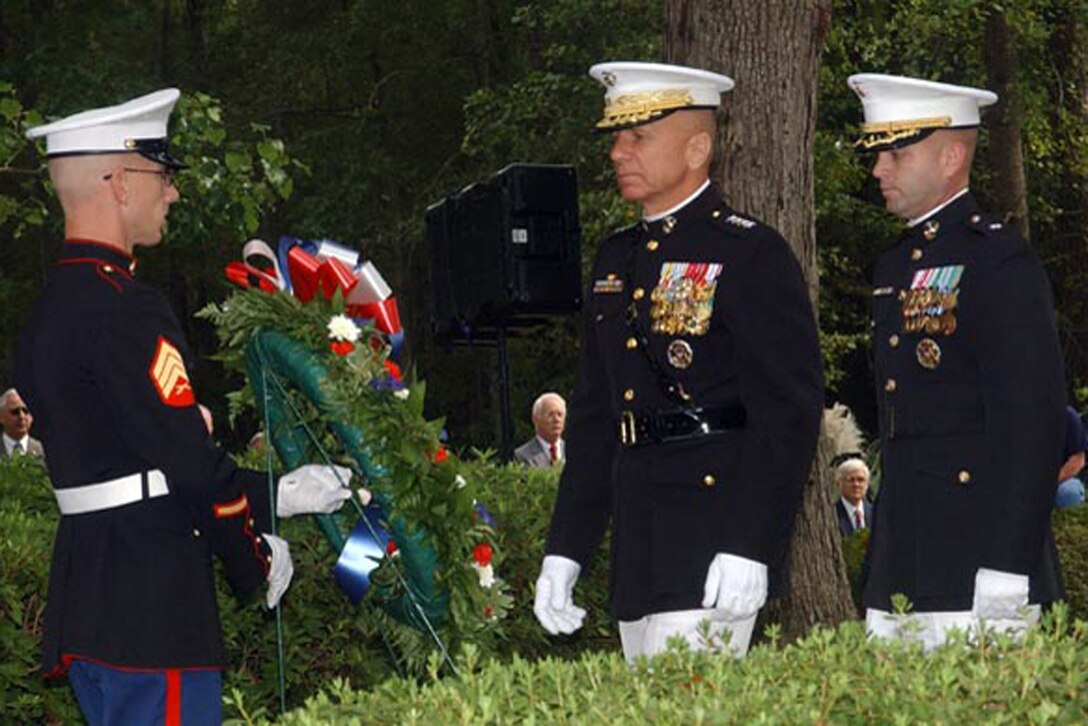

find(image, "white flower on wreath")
[472,562,495,589]
[327,314,360,342]
[393,388,410,400]
[454,474,467,489]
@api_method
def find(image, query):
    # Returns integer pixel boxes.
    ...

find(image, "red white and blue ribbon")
[225,237,406,362]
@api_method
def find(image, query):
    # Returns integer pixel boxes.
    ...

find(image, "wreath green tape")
[245,329,449,627]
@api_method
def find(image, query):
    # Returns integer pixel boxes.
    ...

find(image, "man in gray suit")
[514,392,566,468]
[0,388,45,461]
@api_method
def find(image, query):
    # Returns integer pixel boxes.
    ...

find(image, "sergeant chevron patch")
[149,335,196,407]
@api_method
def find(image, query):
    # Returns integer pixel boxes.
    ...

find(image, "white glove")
[276,464,353,518]
[972,567,1029,620]
[263,533,294,609]
[701,553,768,620]
[533,555,586,635]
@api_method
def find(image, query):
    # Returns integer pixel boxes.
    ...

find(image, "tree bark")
[984,10,1031,240]
[666,0,856,640]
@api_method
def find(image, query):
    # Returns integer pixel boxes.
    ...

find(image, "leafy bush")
[261,606,1088,725]
[1052,506,1088,622]
[0,458,82,725]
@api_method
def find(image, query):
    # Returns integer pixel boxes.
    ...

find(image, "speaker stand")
[496,325,514,461]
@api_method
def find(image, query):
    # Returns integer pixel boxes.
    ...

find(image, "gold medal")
[940,312,957,335]
[924,316,942,334]
[916,337,941,369]
[667,339,694,369]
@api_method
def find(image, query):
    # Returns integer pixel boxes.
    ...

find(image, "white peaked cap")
[589,61,734,130]
[847,73,997,151]
[25,88,185,168]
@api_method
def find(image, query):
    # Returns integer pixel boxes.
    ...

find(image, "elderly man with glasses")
[0,388,44,460]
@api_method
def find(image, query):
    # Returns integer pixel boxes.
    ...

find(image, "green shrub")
[0,457,82,725]
[841,527,870,612]
[1052,506,1088,622]
[262,605,1088,725]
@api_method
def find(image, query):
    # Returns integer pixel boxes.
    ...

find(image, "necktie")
[549,442,559,465]
[854,507,863,530]
[13,441,24,456]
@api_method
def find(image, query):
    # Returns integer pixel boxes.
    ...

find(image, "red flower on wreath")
[383,359,403,381]
[484,604,494,618]
[330,340,355,356]
[385,540,399,556]
[473,543,493,567]
[433,447,449,463]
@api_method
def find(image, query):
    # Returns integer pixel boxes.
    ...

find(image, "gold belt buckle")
[620,410,637,446]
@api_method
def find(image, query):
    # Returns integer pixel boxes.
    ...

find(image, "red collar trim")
[62,239,135,262]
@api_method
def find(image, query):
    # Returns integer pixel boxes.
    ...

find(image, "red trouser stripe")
[165,669,181,726]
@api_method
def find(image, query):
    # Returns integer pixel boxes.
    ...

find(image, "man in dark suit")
[532,62,823,661]
[849,73,1066,650]
[514,392,566,468]
[834,458,872,536]
[0,388,45,461]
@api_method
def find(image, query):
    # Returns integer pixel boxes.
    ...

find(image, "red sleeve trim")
[213,494,249,519]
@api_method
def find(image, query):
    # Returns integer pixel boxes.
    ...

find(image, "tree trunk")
[666,0,856,640]
[984,10,1031,240]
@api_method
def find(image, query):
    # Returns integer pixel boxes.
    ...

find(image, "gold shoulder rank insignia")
[149,335,196,408]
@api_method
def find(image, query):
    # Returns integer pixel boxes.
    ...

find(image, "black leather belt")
[619,404,746,447]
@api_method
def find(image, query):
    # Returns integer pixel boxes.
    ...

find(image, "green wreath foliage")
[200,287,513,669]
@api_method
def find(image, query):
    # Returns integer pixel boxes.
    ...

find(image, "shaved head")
[49,154,128,205]
[48,152,179,252]
[683,108,717,138]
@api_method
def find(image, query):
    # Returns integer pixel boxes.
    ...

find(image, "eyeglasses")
[8,407,28,416]
[102,168,177,187]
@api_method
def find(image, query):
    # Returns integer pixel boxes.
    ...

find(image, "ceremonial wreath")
[200,237,512,671]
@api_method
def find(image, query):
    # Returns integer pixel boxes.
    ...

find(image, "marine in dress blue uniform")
[533,62,823,660]
[848,74,1066,649]
[18,88,349,725]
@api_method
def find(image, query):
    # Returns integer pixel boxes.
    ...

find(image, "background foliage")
[6,1,1088,446]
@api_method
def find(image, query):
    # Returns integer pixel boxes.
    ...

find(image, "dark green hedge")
[269,607,1088,724]
[5,455,1088,723]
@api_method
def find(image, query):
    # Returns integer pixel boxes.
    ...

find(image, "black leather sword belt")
[619,404,747,447]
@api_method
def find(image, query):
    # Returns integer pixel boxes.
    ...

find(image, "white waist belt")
[55,469,169,515]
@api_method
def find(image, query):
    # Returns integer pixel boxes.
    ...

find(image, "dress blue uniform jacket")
[865,193,1066,612]
[545,184,824,621]
[16,240,271,674]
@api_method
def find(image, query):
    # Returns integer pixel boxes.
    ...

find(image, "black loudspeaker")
[427,164,582,338]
